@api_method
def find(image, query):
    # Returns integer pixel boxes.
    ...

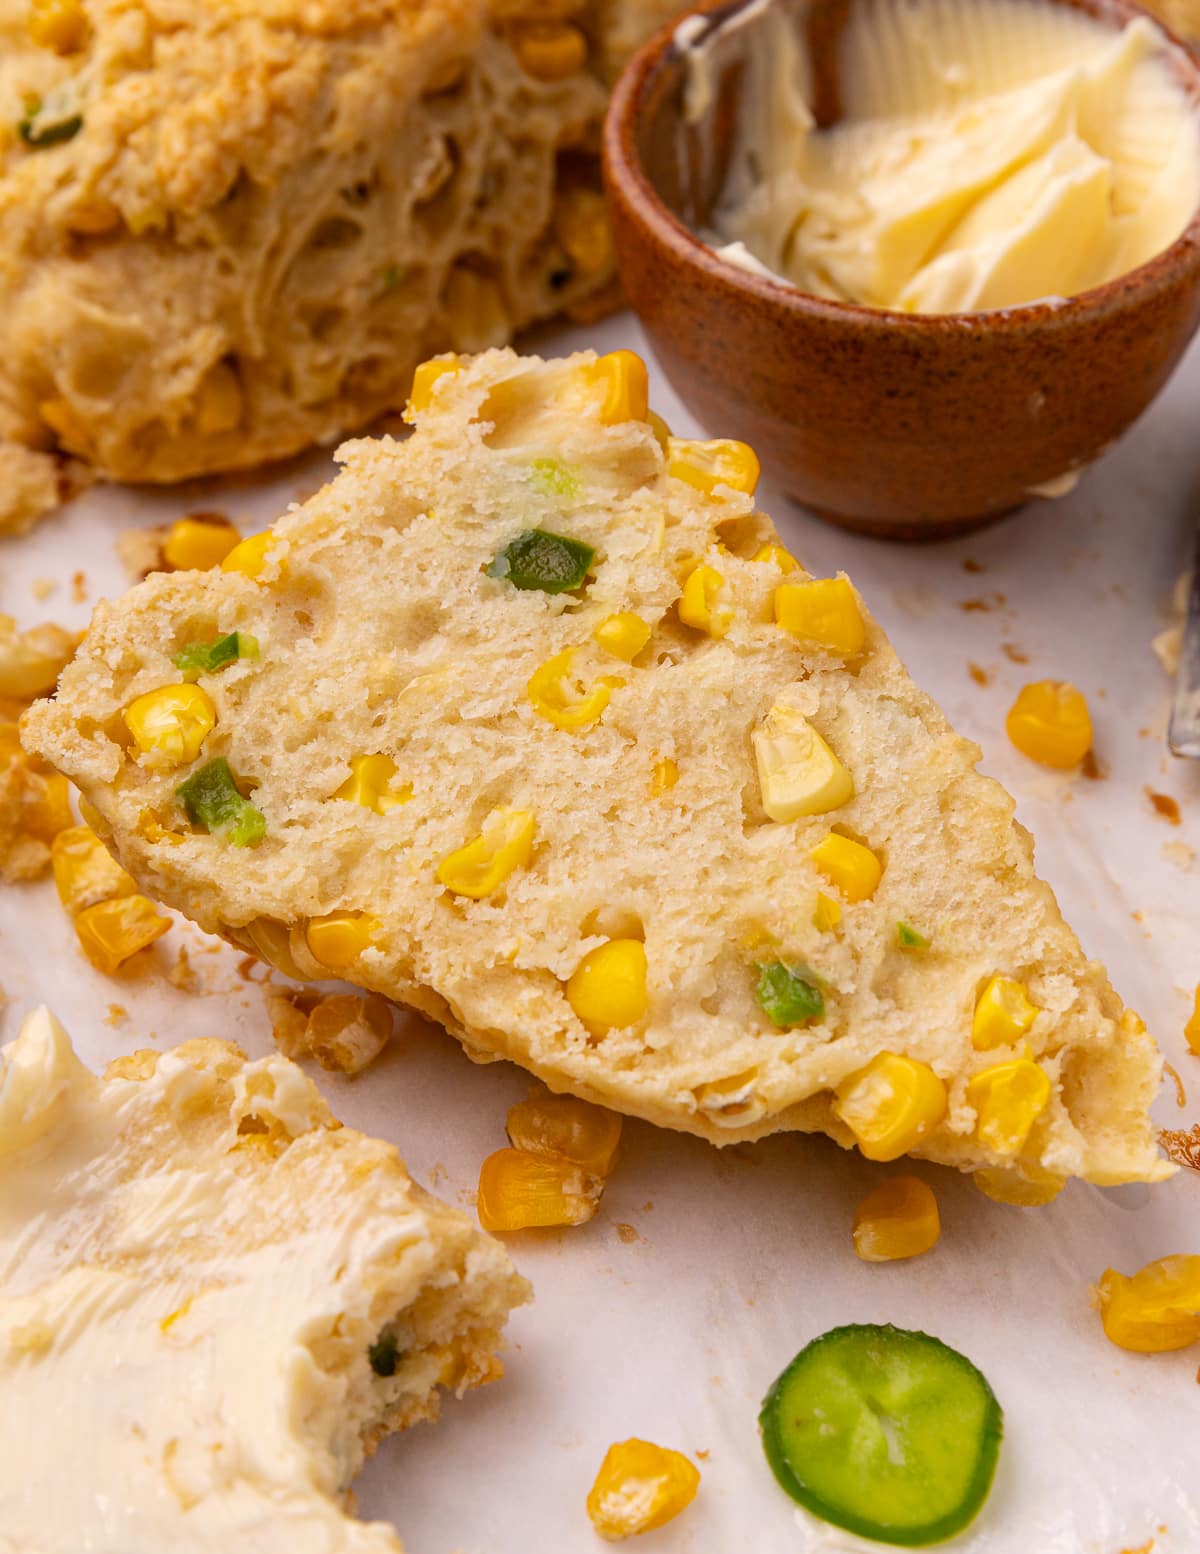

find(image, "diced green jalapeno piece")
[368,1331,400,1377]
[173,632,260,680]
[760,1324,1003,1547]
[18,97,82,147]
[896,921,929,950]
[755,962,824,1027]
[176,757,265,847]
[487,528,594,593]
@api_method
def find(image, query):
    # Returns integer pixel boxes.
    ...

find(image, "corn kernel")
[567,939,648,1034]
[0,614,76,701]
[75,895,171,975]
[162,516,241,571]
[334,753,411,813]
[852,1175,941,1262]
[21,768,73,844]
[219,529,277,580]
[584,351,649,426]
[477,1147,601,1231]
[650,756,679,795]
[404,355,462,422]
[553,185,611,275]
[647,410,672,451]
[1185,985,1200,1055]
[28,0,87,52]
[1005,680,1092,768]
[678,564,732,638]
[437,807,534,899]
[753,705,853,822]
[513,20,588,79]
[752,543,800,573]
[810,833,882,901]
[123,684,216,766]
[587,1439,700,1540]
[834,1053,947,1162]
[973,1166,1065,1206]
[813,892,842,932]
[972,975,1039,1049]
[774,577,866,657]
[1096,1256,1200,1353]
[966,1057,1051,1156]
[507,1094,622,1176]
[666,437,760,496]
[51,825,137,915]
[527,649,622,732]
[304,993,392,1075]
[305,911,378,969]
[593,612,651,663]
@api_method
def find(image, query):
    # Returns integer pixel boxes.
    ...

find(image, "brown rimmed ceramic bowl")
[603,0,1200,539]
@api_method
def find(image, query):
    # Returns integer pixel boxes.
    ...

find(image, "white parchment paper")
[1,312,1198,1554]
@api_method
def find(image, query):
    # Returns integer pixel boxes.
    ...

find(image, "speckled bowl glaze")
[603,0,1200,538]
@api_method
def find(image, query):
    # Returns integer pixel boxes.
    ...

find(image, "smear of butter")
[702,0,1200,313]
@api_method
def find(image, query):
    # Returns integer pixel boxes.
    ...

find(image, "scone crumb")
[118,527,169,583]
[267,984,393,1076]
[30,579,56,602]
[1163,1062,1187,1109]
[71,571,87,605]
[167,945,197,993]
[104,1003,128,1026]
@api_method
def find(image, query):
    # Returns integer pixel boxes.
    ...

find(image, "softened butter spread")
[700,0,1200,312]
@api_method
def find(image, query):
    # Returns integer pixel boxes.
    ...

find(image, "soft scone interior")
[0,1007,528,1553]
[23,349,1167,1191]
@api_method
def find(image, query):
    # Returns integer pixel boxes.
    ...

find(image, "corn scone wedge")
[24,350,1168,1193]
[0,1007,528,1553]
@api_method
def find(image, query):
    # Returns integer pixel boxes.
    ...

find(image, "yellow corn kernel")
[51,825,137,915]
[404,354,462,421]
[1005,680,1093,769]
[1096,1256,1200,1353]
[973,1166,1065,1207]
[513,21,588,79]
[507,1094,622,1176]
[220,529,276,580]
[810,833,882,901]
[972,975,1039,1050]
[305,911,378,969]
[527,649,622,732]
[0,615,76,701]
[813,892,842,932]
[27,0,87,51]
[834,1053,947,1163]
[333,753,411,814]
[774,577,866,657]
[647,410,672,451]
[593,612,651,663]
[137,808,185,846]
[852,1175,941,1262]
[122,684,216,766]
[584,350,649,426]
[678,564,732,638]
[966,1057,1051,1156]
[752,543,800,573]
[753,705,853,822]
[554,185,612,275]
[162,516,241,571]
[666,437,760,496]
[587,1438,700,1540]
[567,939,648,1034]
[650,756,679,795]
[437,807,534,899]
[75,895,171,975]
[22,768,73,844]
[1185,984,1200,1055]
[477,1147,601,1231]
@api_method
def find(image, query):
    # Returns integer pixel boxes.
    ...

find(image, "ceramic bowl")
[602,0,1200,538]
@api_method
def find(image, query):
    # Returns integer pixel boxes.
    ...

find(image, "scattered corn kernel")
[304,993,393,1075]
[513,20,588,79]
[1185,985,1200,1055]
[852,1175,941,1262]
[123,684,216,766]
[1096,1256,1200,1353]
[437,807,534,899]
[752,543,800,573]
[666,437,760,496]
[774,577,866,657]
[1005,680,1093,768]
[593,612,651,663]
[51,825,137,915]
[973,1166,1065,1206]
[162,516,241,571]
[404,355,462,421]
[527,649,621,732]
[27,0,87,52]
[507,1094,622,1176]
[477,1147,601,1231]
[813,892,842,932]
[0,614,76,701]
[553,184,611,274]
[678,563,732,638]
[220,529,276,580]
[647,410,672,450]
[585,350,649,425]
[834,1053,947,1163]
[567,939,648,1034]
[810,832,882,901]
[754,705,853,822]
[650,756,679,795]
[972,975,1039,1049]
[587,1438,700,1541]
[305,911,378,969]
[74,895,171,975]
[334,754,411,813]
[967,1057,1051,1156]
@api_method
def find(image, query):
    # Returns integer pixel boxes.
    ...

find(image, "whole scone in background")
[0,0,680,534]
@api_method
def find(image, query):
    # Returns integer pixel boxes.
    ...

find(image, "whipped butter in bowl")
[603,0,1200,534]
